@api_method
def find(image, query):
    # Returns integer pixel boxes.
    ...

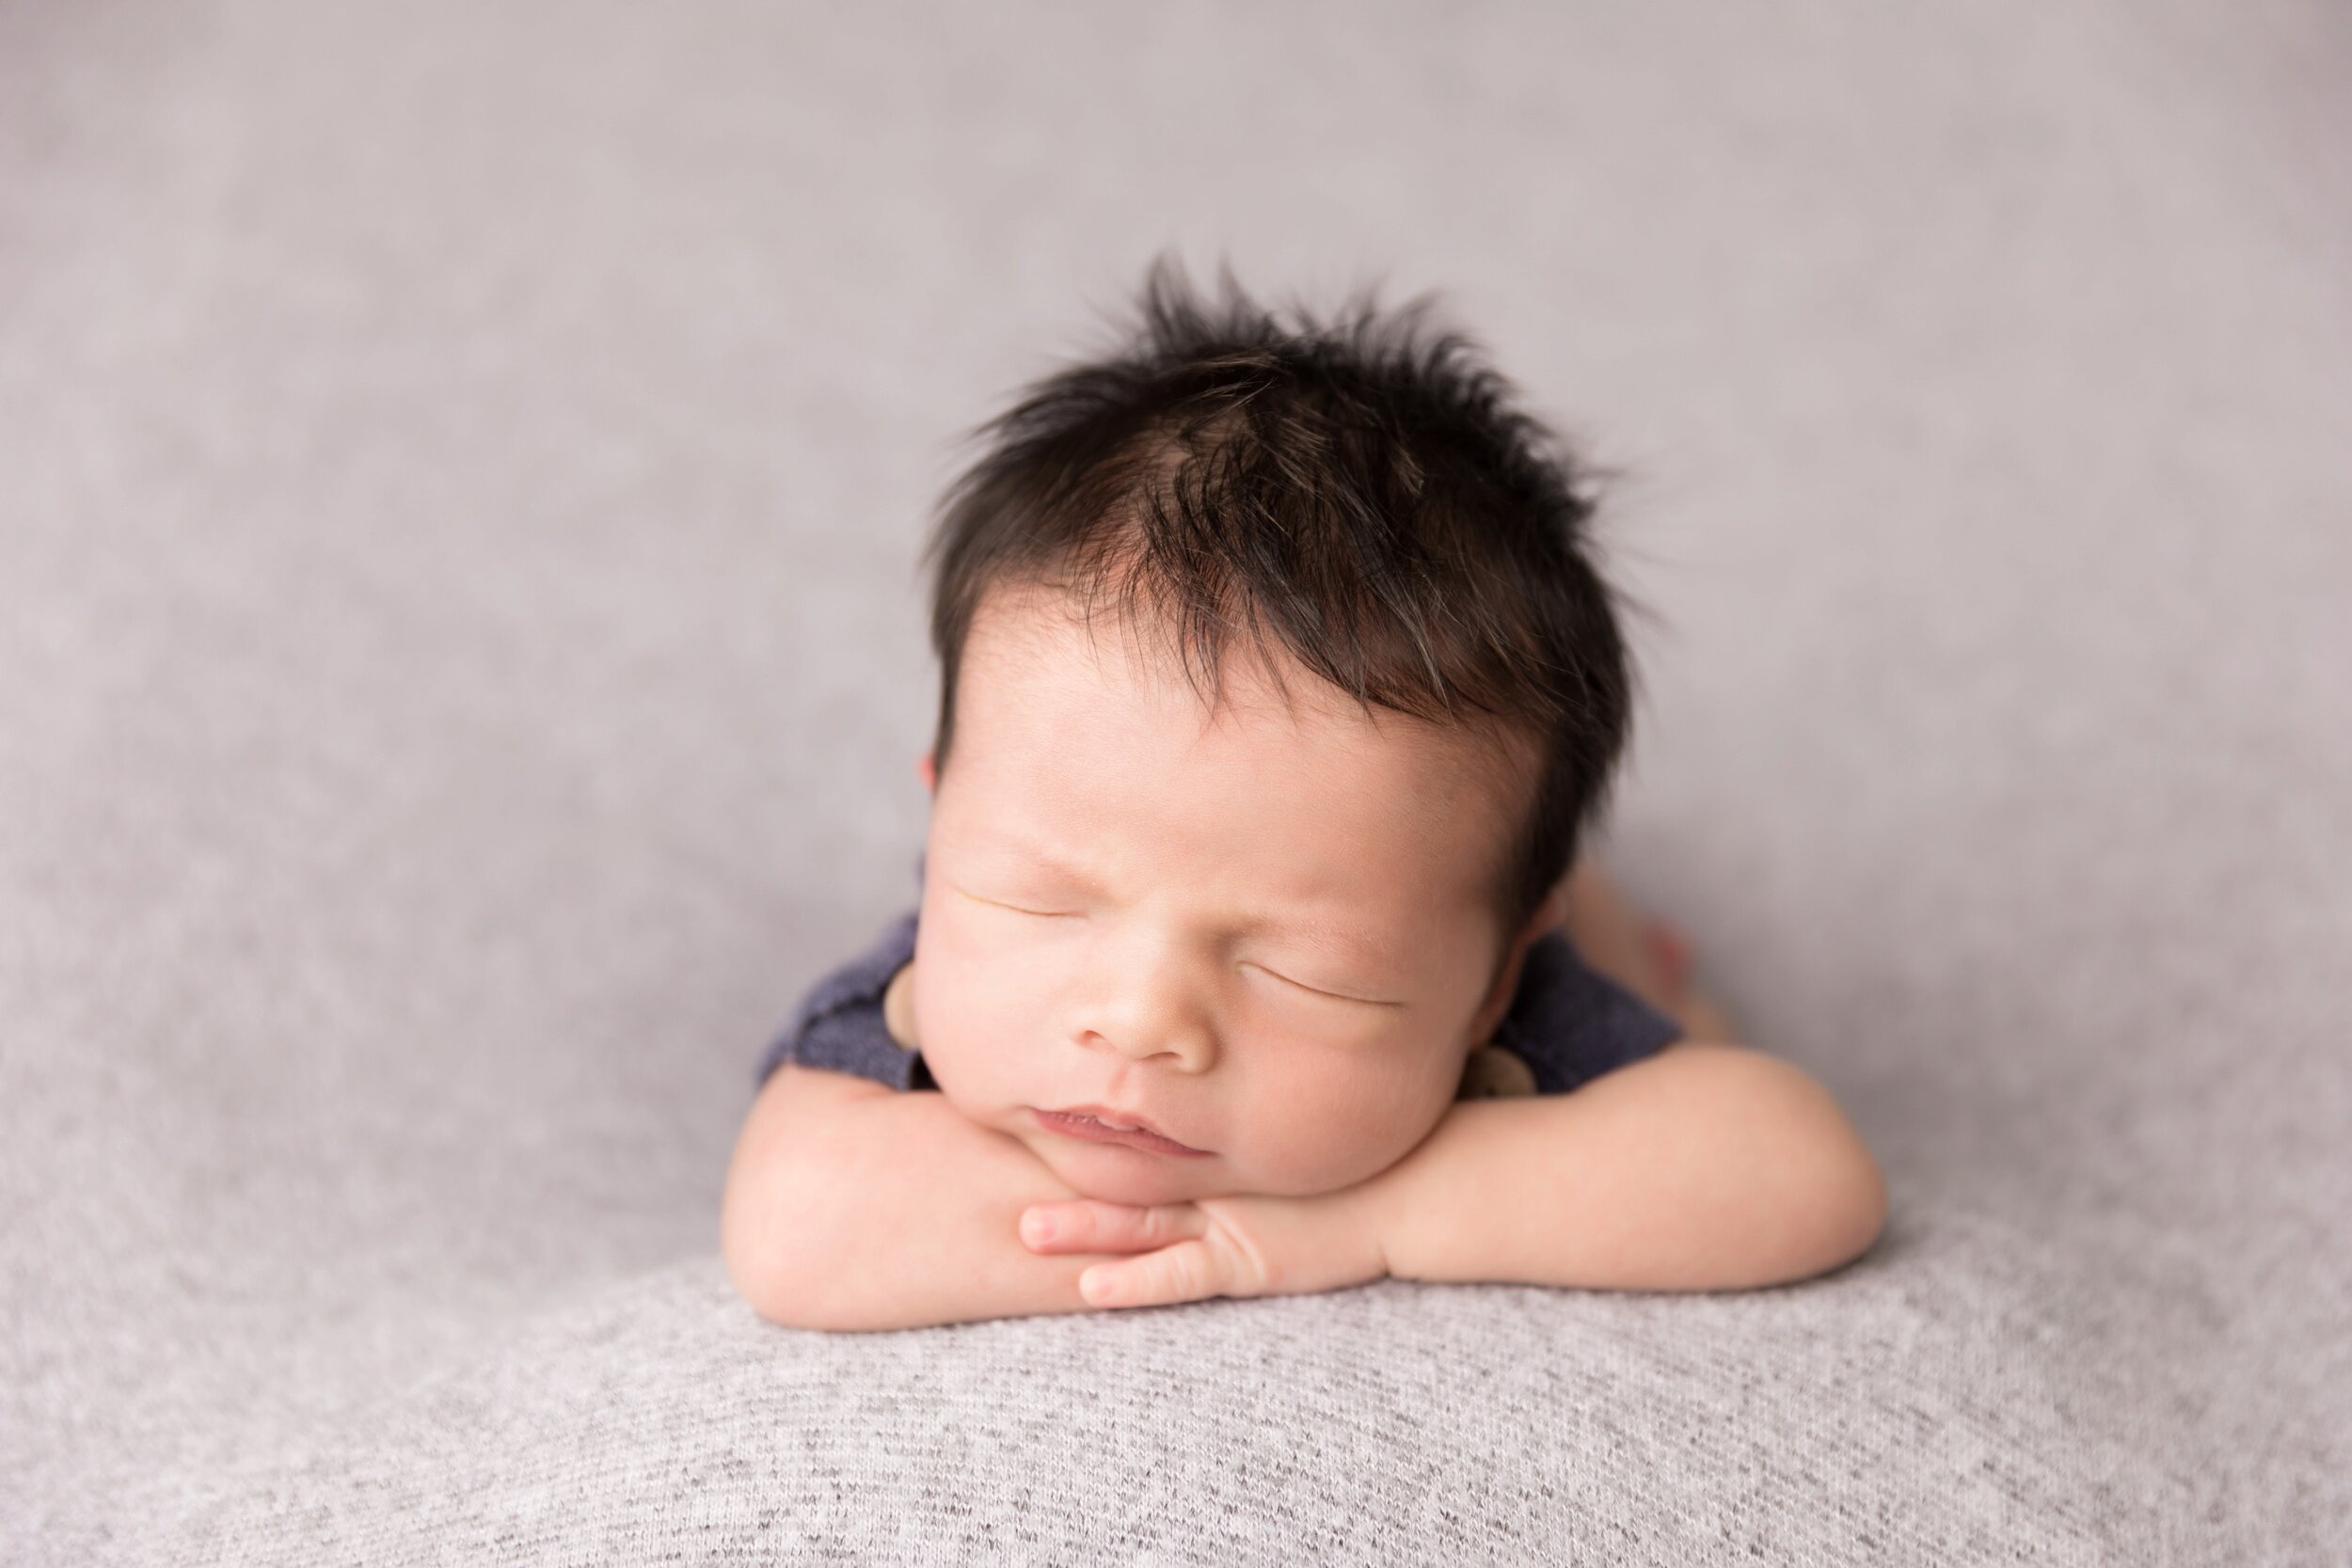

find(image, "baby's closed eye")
[957,887,1075,919]
[1238,960,1400,1008]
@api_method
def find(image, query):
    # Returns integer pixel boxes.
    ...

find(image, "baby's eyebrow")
[964,838,1112,898]
[1235,908,1404,972]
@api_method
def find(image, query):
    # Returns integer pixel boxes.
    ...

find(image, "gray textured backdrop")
[4,2,2348,1561]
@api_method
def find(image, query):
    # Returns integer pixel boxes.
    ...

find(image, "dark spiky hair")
[918,254,1643,951]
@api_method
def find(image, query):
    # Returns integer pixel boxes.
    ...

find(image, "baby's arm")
[721,1062,1109,1331]
[1024,1042,1885,1307]
[1361,1041,1887,1291]
[1361,858,1883,1290]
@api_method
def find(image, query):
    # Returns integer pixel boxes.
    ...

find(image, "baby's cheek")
[1234,1060,1446,1195]
[914,966,1035,1098]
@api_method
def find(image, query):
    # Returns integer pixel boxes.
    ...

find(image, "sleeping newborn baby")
[722,260,1885,1331]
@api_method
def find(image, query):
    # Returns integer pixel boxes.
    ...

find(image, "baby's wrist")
[1343,1101,1480,1281]
[1333,1162,1411,1281]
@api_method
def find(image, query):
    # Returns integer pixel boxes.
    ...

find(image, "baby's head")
[904,259,1641,1205]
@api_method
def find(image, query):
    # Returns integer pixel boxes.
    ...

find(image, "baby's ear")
[1468,911,1545,1047]
[917,750,937,794]
[1467,893,1565,1045]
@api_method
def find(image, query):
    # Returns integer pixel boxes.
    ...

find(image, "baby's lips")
[1034,1104,1213,1156]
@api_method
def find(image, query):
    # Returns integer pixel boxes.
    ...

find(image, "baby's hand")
[1017,1187,1389,1311]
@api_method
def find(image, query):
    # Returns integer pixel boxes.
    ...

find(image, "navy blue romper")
[755,855,1683,1100]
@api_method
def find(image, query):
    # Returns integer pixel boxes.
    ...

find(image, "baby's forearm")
[725,1073,1106,1332]
[1364,1044,1887,1291]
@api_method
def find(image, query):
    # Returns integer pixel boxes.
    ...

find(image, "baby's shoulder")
[1477,928,1684,1097]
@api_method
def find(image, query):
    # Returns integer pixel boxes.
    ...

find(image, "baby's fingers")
[1020,1200,1204,1255]
[1079,1239,1225,1309]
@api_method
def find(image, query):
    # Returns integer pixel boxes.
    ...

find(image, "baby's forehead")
[959,579,1536,827]
[971,584,1426,738]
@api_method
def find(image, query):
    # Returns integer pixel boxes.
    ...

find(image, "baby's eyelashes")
[958,888,1073,919]
[1239,960,1400,1009]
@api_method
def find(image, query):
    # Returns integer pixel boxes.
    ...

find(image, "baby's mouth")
[1033,1106,1212,1158]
